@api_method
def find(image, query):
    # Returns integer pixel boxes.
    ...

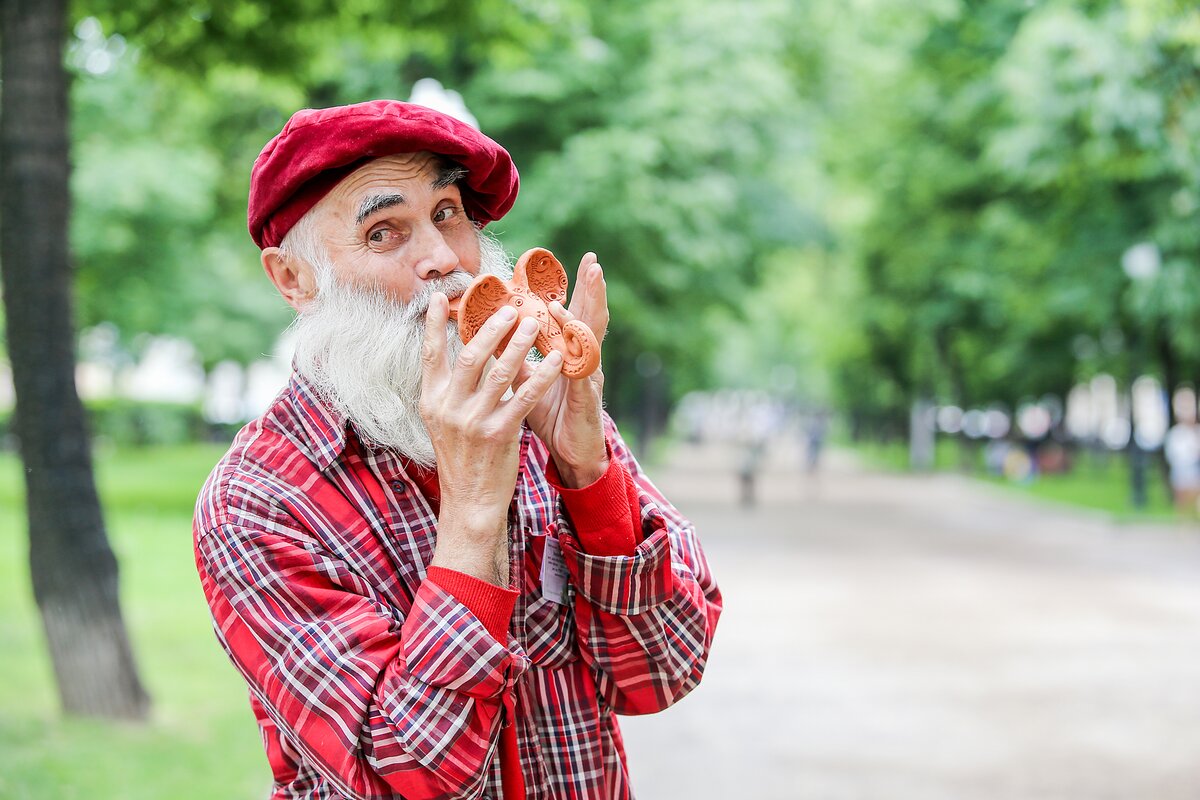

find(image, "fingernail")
[545,350,562,365]
[519,317,538,334]
[498,306,516,321]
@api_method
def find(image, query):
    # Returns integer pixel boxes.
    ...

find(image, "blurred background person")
[1165,387,1200,520]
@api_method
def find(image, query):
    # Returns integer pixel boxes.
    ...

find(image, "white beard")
[290,232,512,467]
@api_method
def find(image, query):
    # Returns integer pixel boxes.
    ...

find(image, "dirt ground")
[618,442,1200,800]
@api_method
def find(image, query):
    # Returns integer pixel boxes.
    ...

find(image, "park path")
[617,441,1200,800]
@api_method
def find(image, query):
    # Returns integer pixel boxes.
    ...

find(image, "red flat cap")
[247,99,519,249]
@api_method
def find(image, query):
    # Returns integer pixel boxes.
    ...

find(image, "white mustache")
[401,270,477,322]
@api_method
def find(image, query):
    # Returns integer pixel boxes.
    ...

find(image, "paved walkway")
[619,442,1200,800]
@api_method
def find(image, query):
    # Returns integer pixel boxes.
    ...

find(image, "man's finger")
[478,316,541,406]
[502,350,564,425]
[551,294,607,351]
[512,359,535,389]
[421,293,451,392]
[582,262,609,341]
[567,252,599,317]
[450,305,519,395]
[559,265,608,342]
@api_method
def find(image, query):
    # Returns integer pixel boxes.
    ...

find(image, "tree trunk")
[1,0,149,719]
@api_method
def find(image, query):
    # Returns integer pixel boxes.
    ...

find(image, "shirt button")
[390,480,406,494]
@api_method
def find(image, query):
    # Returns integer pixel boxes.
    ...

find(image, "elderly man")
[194,100,721,800]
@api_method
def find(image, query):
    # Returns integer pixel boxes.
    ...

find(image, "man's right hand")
[420,292,564,585]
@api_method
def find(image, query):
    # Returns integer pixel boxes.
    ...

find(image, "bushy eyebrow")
[433,161,468,190]
[356,193,405,226]
[356,162,465,226]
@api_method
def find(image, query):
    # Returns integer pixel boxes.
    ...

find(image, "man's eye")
[433,206,458,224]
[369,228,394,244]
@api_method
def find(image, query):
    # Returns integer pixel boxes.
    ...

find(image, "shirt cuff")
[557,526,676,616]
[424,566,518,643]
[545,441,641,557]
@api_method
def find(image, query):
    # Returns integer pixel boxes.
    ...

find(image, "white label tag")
[540,536,570,605]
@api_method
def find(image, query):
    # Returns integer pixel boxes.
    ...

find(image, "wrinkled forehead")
[319,152,464,224]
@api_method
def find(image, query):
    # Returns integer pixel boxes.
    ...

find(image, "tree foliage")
[17,0,1200,439]
[57,0,810,430]
[781,0,1200,432]
[472,0,809,417]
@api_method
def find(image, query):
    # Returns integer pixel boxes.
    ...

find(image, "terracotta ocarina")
[447,247,601,379]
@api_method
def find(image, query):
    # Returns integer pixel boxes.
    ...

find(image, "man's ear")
[262,247,317,312]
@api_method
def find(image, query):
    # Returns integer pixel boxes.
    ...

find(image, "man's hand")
[516,252,610,488]
[421,292,564,585]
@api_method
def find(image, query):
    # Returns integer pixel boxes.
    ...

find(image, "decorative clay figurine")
[448,248,601,379]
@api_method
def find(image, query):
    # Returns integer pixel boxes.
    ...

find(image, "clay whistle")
[447,247,601,379]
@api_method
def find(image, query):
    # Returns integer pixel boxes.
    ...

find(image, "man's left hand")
[515,252,610,488]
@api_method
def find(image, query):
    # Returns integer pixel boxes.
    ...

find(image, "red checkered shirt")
[193,373,722,799]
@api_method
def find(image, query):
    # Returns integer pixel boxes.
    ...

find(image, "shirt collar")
[284,371,351,471]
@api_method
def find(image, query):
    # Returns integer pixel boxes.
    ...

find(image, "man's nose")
[413,227,460,281]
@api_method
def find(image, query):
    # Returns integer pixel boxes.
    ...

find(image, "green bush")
[0,399,242,449]
[87,398,203,446]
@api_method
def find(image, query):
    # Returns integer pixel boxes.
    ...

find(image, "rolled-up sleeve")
[552,415,723,715]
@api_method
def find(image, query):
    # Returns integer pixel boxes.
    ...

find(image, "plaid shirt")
[194,373,722,800]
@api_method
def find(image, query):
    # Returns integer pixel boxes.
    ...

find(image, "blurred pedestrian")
[1165,387,1200,519]
[804,409,829,474]
[739,437,766,506]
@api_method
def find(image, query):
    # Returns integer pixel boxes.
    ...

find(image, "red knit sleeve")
[424,566,518,642]
[545,443,643,557]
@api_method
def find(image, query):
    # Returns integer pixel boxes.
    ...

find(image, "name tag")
[540,536,570,605]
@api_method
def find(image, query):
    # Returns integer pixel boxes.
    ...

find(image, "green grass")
[852,438,1176,521]
[983,457,1175,522]
[0,443,271,800]
[851,437,963,472]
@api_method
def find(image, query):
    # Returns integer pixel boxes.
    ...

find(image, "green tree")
[792,0,1200,437]
[69,30,296,369]
[1,0,149,719]
[1,0,585,720]
[472,0,810,430]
